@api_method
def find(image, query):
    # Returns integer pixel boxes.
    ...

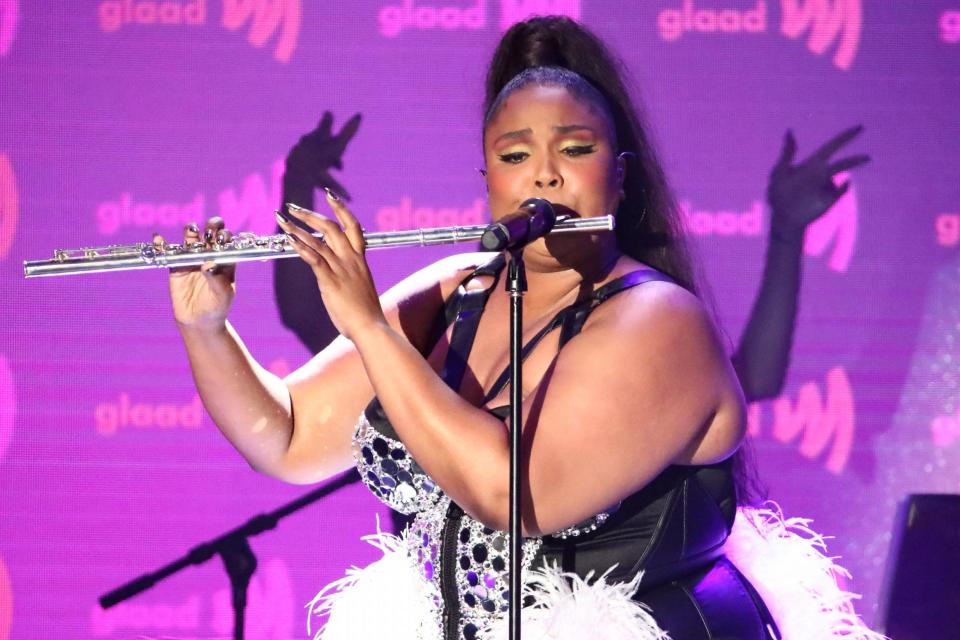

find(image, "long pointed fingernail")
[324,187,340,202]
[285,202,304,212]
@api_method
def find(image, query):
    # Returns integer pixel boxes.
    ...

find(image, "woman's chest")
[424,292,566,409]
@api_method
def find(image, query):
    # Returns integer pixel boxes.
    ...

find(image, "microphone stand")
[98,470,358,640]
[480,197,557,640]
[506,247,526,640]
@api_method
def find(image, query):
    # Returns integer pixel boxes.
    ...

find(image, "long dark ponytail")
[483,16,765,506]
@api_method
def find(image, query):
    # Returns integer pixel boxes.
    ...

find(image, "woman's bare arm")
[176,248,484,484]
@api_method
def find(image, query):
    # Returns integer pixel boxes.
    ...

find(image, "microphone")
[481,198,557,251]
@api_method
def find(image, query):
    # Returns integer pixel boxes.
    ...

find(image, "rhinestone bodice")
[352,406,615,639]
[353,411,444,515]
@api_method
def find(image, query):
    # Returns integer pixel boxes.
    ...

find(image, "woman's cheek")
[486,177,520,217]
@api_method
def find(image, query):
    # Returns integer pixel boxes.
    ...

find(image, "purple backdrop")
[1,1,959,637]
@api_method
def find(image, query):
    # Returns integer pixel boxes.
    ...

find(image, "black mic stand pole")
[506,247,526,640]
[99,470,358,640]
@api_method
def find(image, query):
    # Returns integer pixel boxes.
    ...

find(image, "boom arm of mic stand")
[98,470,359,635]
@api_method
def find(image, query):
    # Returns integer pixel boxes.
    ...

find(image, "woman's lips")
[551,203,579,218]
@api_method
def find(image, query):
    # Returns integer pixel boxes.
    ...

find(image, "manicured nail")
[216,232,226,244]
[324,187,339,202]
[186,223,199,233]
[285,202,304,212]
[204,229,214,242]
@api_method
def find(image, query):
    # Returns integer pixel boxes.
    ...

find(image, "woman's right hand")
[158,216,237,331]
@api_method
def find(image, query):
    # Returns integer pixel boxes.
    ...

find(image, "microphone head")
[480,225,509,251]
[519,197,557,225]
[480,198,557,251]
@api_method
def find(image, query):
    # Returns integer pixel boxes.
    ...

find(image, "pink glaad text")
[657,0,862,70]
[747,366,855,474]
[0,356,13,464]
[936,212,960,247]
[0,0,16,56]
[0,154,17,259]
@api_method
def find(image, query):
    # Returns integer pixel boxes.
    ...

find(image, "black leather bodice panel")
[534,459,737,588]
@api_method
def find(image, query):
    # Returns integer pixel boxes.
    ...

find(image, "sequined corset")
[353,403,615,640]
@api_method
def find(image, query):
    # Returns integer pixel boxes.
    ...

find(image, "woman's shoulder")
[581,261,722,366]
[594,259,704,323]
[573,262,745,465]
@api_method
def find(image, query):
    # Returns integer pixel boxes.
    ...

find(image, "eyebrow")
[493,124,597,145]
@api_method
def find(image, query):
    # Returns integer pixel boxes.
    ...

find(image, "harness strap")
[438,254,506,391]
[483,268,675,403]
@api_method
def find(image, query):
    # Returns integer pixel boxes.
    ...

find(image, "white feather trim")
[306,519,441,640]
[307,520,669,640]
[725,504,888,640]
[480,564,670,640]
[310,507,888,640]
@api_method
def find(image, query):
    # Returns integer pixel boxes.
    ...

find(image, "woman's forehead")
[485,84,614,140]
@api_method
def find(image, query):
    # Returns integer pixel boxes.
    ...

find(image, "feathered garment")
[308,505,886,640]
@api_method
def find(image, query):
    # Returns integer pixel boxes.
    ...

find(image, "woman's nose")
[535,176,561,189]
[534,160,563,190]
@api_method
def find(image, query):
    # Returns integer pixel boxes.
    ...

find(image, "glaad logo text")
[657,0,862,70]
[97,0,301,62]
[0,0,17,56]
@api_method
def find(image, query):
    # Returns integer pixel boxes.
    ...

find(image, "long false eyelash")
[497,152,528,163]
[562,144,596,156]
[497,144,597,164]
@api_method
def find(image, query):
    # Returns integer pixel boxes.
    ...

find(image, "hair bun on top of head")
[484,16,620,115]
[485,17,577,110]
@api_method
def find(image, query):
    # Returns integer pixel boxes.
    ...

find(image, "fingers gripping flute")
[23,214,615,278]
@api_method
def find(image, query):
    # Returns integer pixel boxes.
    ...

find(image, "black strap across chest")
[437,254,676,403]
[438,254,506,392]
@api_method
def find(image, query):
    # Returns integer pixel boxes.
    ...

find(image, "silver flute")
[23,215,615,278]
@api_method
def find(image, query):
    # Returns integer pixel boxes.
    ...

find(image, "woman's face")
[483,84,623,224]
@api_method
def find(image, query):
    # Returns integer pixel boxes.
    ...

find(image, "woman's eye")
[562,144,596,157]
[497,151,528,164]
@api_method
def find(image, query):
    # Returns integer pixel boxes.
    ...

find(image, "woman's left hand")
[276,191,386,341]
